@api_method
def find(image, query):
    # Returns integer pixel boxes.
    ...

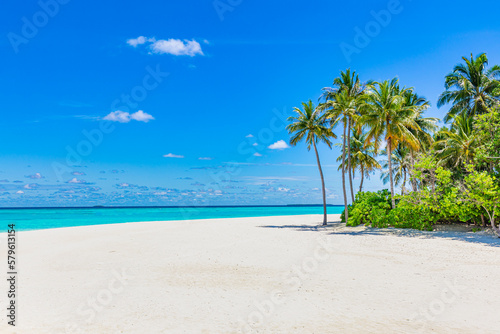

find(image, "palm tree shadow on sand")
[259,220,500,248]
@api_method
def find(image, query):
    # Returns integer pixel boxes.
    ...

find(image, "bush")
[342,190,436,231]
[342,190,392,227]
[387,194,436,231]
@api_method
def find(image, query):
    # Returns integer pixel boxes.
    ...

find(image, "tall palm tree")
[360,78,421,208]
[319,69,366,219]
[319,90,355,221]
[433,113,478,168]
[381,144,410,195]
[438,53,500,123]
[287,100,336,225]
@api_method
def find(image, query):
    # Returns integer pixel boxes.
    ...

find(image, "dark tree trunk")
[313,140,327,225]
[347,116,355,203]
[342,120,349,223]
[387,138,396,209]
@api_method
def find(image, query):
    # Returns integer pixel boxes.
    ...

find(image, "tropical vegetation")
[287,53,500,237]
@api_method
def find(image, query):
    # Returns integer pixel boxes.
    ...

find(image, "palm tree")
[319,69,366,219]
[287,100,336,225]
[360,78,421,208]
[381,144,410,195]
[401,90,437,191]
[438,53,500,123]
[433,113,478,169]
[335,131,381,193]
[319,90,355,221]
[352,132,381,192]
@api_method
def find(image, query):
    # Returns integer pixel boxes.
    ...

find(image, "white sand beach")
[1,214,500,334]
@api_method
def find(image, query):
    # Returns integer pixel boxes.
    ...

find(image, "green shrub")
[342,190,436,231]
[342,190,392,227]
[387,195,437,231]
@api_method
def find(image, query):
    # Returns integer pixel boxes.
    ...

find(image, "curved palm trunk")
[387,137,396,209]
[312,140,327,225]
[347,116,355,203]
[342,120,349,223]
[359,165,364,193]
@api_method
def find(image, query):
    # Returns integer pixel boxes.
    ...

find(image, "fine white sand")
[1,214,500,334]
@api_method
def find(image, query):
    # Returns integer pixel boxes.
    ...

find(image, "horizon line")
[0,204,344,210]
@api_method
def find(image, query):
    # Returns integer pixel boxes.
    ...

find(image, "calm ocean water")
[0,206,344,232]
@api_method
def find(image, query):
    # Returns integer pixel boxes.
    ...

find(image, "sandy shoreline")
[1,214,500,333]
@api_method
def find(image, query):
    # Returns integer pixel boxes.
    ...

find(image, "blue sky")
[1,0,500,207]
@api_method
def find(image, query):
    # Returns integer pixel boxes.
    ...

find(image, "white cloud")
[130,110,154,122]
[198,157,213,160]
[16,191,24,194]
[163,153,184,158]
[246,134,254,138]
[151,39,203,56]
[268,140,290,150]
[127,36,205,57]
[252,143,258,146]
[253,152,262,157]
[103,110,130,123]
[103,110,154,123]
[127,36,147,47]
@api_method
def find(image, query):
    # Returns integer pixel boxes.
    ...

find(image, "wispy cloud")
[268,140,290,150]
[245,134,254,138]
[163,153,184,158]
[198,157,213,160]
[103,110,154,123]
[127,36,205,57]
[253,152,262,157]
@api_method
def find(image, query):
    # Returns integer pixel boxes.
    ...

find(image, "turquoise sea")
[0,206,344,232]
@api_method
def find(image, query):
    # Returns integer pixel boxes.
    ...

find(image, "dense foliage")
[289,52,500,237]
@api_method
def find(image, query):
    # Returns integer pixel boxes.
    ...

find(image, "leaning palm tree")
[287,100,336,225]
[433,113,478,169]
[438,53,500,123]
[359,78,421,208]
